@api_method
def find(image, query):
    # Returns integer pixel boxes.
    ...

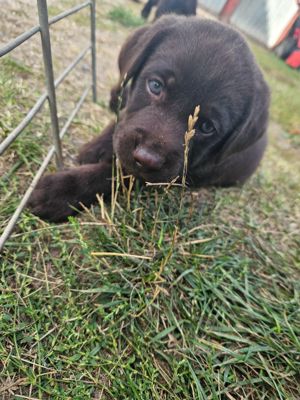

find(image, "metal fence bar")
[49,1,91,26]
[0,26,40,57]
[90,0,97,102]
[54,44,91,86]
[0,148,55,252]
[37,0,63,169]
[0,0,98,251]
[59,84,91,140]
[0,84,91,252]
[0,95,46,155]
[0,45,91,156]
[0,1,92,59]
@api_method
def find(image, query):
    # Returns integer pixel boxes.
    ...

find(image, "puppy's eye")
[147,79,163,96]
[199,119,216,135]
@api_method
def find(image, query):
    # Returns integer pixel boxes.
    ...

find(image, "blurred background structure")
[198,0,300,69]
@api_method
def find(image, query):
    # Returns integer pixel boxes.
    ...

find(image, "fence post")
[37,0,63,169]
[90,0,97,102]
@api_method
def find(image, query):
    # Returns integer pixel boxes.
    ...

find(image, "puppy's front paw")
[28,172,79,222]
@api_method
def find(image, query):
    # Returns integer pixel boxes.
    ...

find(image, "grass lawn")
[0,2,299,399]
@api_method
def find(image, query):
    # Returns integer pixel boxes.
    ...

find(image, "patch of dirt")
[0,0,140,165]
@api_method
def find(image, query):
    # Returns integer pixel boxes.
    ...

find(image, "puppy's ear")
[218,72,270,161]
[117,16,178,84]
[110,17,178,113]
[117,25,150,79]
[109,26,150,113]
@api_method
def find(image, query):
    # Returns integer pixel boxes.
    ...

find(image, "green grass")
[108,6,145,28]
[0,57,33,139]
[251,43,300,136]
[1,7,300,399]
[1,179,299,398]
[48,3,91,27]
[0,57,52,229]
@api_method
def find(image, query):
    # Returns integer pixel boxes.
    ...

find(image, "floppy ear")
[218,71,270,160]
[117,25,150,79]
[120,16,179,84]
[109,16,178,112]
[109,25,150,112]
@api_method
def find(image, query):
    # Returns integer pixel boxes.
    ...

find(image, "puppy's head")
[113,16,270,185]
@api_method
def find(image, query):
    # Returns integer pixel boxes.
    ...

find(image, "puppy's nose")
[133,146,164,170]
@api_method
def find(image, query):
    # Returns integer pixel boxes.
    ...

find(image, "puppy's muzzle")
[114,121,183,182]
[133,146,164,170]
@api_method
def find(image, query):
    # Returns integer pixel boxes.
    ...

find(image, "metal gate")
[0,0,97,251]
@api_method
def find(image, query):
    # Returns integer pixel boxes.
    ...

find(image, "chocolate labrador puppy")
[28,16,270,222]
[141,0,197,20]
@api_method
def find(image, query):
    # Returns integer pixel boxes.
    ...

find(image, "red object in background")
[286,50,300,68]
[293,27,300,47]
[220,0,240,21]
[219,0,300,69]
[285,27,300,68]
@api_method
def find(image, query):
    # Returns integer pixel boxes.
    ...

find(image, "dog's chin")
[138,171,180,184]
[117,157,180,184]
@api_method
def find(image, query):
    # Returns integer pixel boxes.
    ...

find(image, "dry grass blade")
[126,174,135,211]
[91,251,152,260]
[182,105,200,189]
[145,176,181,189]
[116,73,127,123]
[180,251,215,259]
[181,238,214,245]
[0,378,28,394]
[180,105,200,210]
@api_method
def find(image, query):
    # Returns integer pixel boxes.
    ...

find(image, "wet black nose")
[133,146,164,170]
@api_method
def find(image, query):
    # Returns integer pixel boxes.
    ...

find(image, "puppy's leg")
[78,121,114,165]
[28,161,113,222]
